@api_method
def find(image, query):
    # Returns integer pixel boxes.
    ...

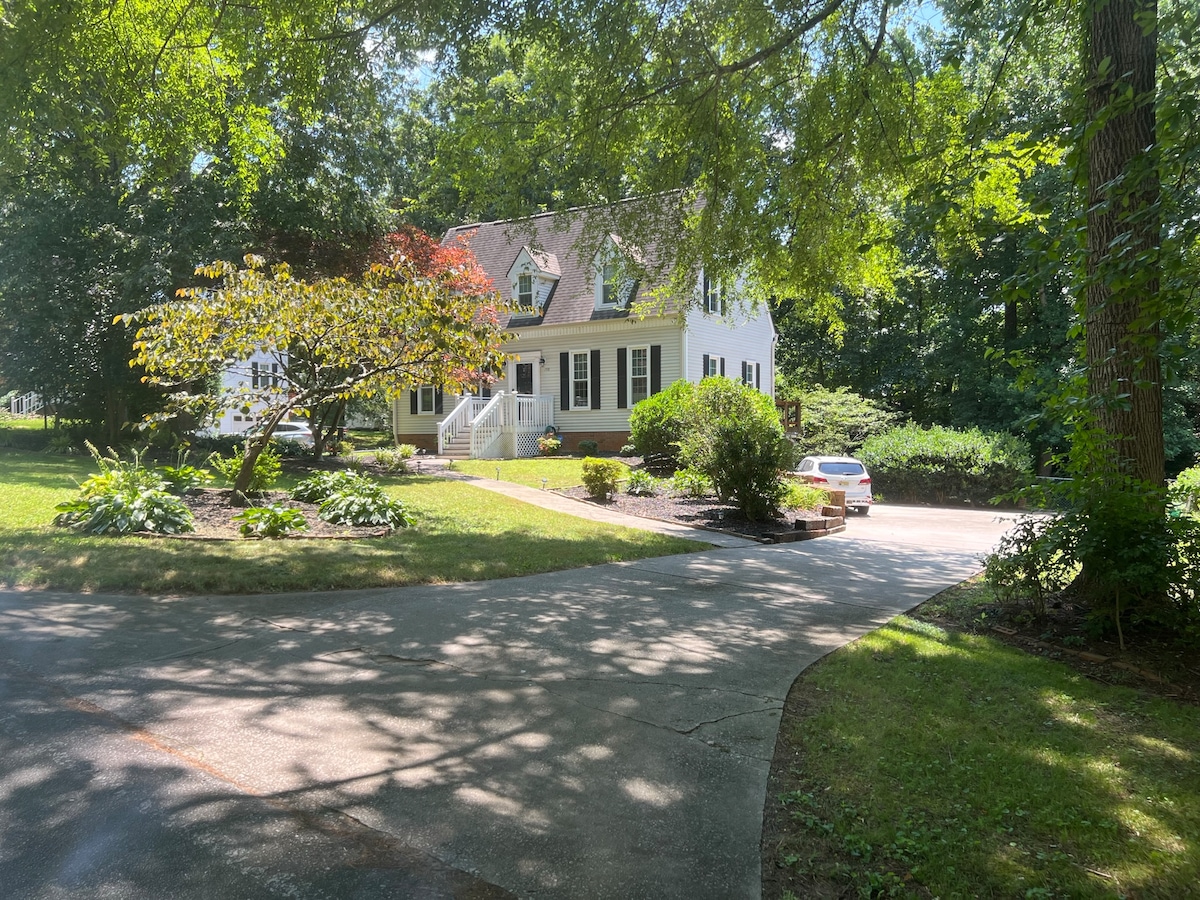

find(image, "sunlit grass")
[451,456,602,489]
[773,613,1200,898]
[0,449,706,593]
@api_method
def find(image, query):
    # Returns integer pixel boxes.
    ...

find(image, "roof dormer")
[507,246,560,314]
[593,237,638,311]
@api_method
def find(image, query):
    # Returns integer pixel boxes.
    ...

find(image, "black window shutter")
[482,383,491,398]
[756,363,761,390]
[650,345,662,394]
[590,348,601,409]
[719,357,726,377]
[702,354,710,378]
[616,347,628,409]
[560,352,570,410]
[410,389,418,415]
[435,388,444,414]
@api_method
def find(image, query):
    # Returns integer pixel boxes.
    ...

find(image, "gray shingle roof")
[443,199,683,328]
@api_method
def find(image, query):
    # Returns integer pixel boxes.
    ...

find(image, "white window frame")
[571,350,591,409]
[517,273,534,308]
[741,360,755,386]
[704,355,722,378]
[629,345,650,406]
[702,274,724,315]
[417,384,437,415]
[600,261,618,306]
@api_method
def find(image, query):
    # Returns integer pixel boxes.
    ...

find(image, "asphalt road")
[0,504,1022,899]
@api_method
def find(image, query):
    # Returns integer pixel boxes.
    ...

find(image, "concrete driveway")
[0,505,1022,899]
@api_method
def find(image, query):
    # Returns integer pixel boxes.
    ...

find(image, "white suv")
[795,455,873,514]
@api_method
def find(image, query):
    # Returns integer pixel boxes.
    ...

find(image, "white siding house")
[392,202,776,457]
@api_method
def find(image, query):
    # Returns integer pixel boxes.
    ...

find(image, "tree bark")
[1084,0,1163,487]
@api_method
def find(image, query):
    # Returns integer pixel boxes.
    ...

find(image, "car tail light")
[859,477,871,485]
[811,476,829,484]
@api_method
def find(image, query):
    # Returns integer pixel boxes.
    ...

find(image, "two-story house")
[391,202,776,457]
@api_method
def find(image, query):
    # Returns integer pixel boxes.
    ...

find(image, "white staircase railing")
[9,391,43,416]
[437,395,489,455]
[469,392,507,459]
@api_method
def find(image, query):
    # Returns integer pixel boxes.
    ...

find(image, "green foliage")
[678,378,798,521]
[1171,465,1200,514]
[626,469,660,496]
[788,386,898,457]
[207,445,281,494]
[628,380,697,471]
[158,464,213,495]
[538,435,562,456]
[670,467,713,498]
[781,481,829,511]
[318,484,414,529]
[53,444,193,535]
[291,470,375,504]
[859,424,1032,506]
[232,504,309,539]
[577,439,599,456]
[580,457,626,499]
[373,447,412,474]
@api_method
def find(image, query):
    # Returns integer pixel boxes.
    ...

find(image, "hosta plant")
[291,470,375,503]
[318,485,414,529]
[626,469,660,496]
[55,488,194,535]
[232,504,309,538]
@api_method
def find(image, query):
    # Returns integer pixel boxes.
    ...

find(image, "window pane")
[573,352,589,407]
[419,385,435,413]
[631,348,647,377]
[518,274,533,306]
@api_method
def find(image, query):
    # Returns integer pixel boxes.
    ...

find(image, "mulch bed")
[168,488,391,540]
[555,485,824,541]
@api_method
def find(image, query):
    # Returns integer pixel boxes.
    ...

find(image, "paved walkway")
[0,485,1023,899]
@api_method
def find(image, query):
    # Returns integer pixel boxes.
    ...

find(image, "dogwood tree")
[124,254,511,500]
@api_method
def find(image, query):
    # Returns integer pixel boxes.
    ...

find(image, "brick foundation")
[393,434,439,453]
[557,431,631,454]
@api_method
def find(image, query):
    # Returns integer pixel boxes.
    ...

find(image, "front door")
[515,362,534,395]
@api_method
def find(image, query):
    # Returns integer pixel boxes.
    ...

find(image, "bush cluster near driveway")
[766,605,1200,899]
[859,423,1033,506]
[0,449,706,593]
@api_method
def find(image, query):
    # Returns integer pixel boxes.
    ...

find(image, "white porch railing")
[9,392,43,416]
[467,392,556,459]
[437,395,490,455]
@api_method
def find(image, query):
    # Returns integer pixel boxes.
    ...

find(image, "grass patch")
[0,448,706,593]
[451,457,600,490]
[769,612,1200,899]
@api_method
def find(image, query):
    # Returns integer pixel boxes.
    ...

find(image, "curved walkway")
[0,489,1023,899]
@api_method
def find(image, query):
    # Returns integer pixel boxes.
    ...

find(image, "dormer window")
[517,273,534,308]
[600,262,618,306]
[507,247,559,314]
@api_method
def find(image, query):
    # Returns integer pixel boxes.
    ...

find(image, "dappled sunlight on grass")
[784,617,1200,898]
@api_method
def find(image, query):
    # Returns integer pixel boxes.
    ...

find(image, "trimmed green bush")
[859,423,1032,506]
[628,380,698,471]
[790,386,898,456]
[581,457,627,499]
[577,439,599,456]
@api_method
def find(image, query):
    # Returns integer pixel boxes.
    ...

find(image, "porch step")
[441,432,471,459]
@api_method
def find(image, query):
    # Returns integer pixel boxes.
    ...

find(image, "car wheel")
[855,506,870,516]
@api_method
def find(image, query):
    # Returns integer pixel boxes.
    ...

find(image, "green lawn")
[451,456,608,489]
[0,448,706,594]
[769,610,1200,899]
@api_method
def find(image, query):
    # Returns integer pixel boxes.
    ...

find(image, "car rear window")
[818,461,865,476]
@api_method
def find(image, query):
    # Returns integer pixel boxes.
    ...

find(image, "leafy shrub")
[671,467,713,498]
[396,443,417,459]
[781,481,828,511]
[207,444,282,493]
[158,464,213,494]
[626,469,660,496]
[291,470,375,503]
[678,377,798,521]
[538,435,562,456]
[54,488,195,535]
[788,386,898,457]
[53,442,195,535]
[577,439,599,456]
[319,484,413,529]
[1170,465,1200,514]
[619,442,638,456]
[581,457,626,499]
[859,424,1032,506]
[628,380,697,471]
[373,447,411,474]
[233,504,309,538]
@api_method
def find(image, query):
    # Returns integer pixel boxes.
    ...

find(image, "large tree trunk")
[1084,0,1163,488]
